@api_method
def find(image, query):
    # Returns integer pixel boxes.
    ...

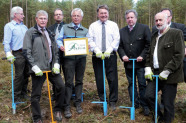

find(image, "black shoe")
[143,107,150,116]
[110,102,116,111]
[64,107,72,118]
[21,94,31,101]
[76,105,83,114]
[33,119,42,123]
[54,111,62,121]
[51,94,56,101]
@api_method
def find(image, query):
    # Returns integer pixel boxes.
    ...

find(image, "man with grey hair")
[145,12,184,122]
[57,8,88,118]
[23,10,65,123]
[88,5,120,111]
[117,9,151,116]
[3,6,30,102]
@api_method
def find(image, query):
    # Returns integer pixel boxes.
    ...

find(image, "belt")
[13,49,22,52]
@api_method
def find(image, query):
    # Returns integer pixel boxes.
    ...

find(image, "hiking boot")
[54,111,62,121]
[64,107,72,118]
[76,105,83,114]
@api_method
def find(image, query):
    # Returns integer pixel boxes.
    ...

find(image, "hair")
[54,8,63,15]
[160,8,173,16]
[71,8,84,17]
[125,9,138,19]
[97,5,109,13]
[36,10,48,18]
[10,6,23,20]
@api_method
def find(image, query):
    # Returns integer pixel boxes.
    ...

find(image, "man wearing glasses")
[48,8,65,101]
[3,6,30,102]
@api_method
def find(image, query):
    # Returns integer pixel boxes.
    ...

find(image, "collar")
[128,24,136,29]
[158,26,170,37]
[98,20,109,25]
[37,24,46,32]
[168,22,171,27]
[72,23,81,28]
[11,20,23,25]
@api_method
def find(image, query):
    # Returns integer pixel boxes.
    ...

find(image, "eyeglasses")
[55,14,63,16]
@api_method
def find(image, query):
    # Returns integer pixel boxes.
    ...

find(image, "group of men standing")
[3,4,186,123]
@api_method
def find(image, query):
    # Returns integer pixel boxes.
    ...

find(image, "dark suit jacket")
[152,22,186,41]
[48,22,65,34]
[118,23,151,68]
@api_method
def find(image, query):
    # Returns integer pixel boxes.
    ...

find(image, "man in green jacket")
[145,12,184,123]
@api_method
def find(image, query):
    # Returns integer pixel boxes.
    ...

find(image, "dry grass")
[0,43,186,123]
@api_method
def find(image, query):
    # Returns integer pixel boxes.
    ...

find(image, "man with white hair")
[145,12,184,122]
[57,8,88,118]
[23,10,65,123]
[3,6,30,102]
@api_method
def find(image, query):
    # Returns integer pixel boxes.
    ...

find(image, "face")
[14,10,24,23]
[71,11,83,25]
[161,10,172,24]
[97,9,109,22]
[155,13,168,31]
[35,14,48,28]
[54,10,63,23]
[126,12,137,27]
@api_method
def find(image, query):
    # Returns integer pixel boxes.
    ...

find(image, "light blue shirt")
[56,23,81,48]
[3,20,28,53]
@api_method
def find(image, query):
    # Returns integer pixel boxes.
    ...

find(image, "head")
[54,8,64,23]
[35,10,48,28]
[155,12,168,32]
[161,8,172,24]
[97,5,109,22]
[71,8,83,25]
[125,9,138,27]
[10,6,24,23]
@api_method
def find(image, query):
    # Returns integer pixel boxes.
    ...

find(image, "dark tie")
[102,22,106,52]
[41,28,50,59]
[74,25,78,30]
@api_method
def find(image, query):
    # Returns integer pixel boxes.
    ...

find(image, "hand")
[6,52,15,63]
[104,52,110,58]
[159,70,170,80]
[32,65,43,76]
[60,46,65,51]
[145,67,153,81]
[52,63,60,74]
[137,56,143,62]
[122,56,129,62]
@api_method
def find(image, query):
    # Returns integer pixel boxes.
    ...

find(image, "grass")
[0,42,186,123]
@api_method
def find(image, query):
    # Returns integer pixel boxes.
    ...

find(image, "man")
[23,10,65,122]
[56,8,88,118]
[145,12,184,122]
[152,8,186,82]
[117,9,151,116]
[3,6,30,102]
[88,5,119,111]
[48,8,65,101]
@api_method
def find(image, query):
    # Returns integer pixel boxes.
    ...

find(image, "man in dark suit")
[152,8,186,82]
[117,9,151,116]
[48,8,65,101]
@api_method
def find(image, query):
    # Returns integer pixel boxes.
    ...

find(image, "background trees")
[0,0,186,41]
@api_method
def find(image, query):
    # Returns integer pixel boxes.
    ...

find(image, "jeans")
[125,67,148,108]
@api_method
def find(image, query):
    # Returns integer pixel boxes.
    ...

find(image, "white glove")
[104,47,113,58]
[32,65,43,76]
[52,63,60,74]
[6,52,15,63]
[159,70,170,80]
[145,67,154,81]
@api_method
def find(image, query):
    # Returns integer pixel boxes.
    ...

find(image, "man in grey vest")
[56,8,88,118]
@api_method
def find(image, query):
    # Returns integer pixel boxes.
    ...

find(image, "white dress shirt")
[88,20,120,53]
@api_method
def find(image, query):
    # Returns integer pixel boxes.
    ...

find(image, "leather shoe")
[64,107,72,118]
[143,107,150,116]
[110,102,116,111]
[54,111,62,121]
[34,119,42,123]
[76,105,83,114]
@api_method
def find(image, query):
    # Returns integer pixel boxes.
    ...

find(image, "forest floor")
[0,43,186,123]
